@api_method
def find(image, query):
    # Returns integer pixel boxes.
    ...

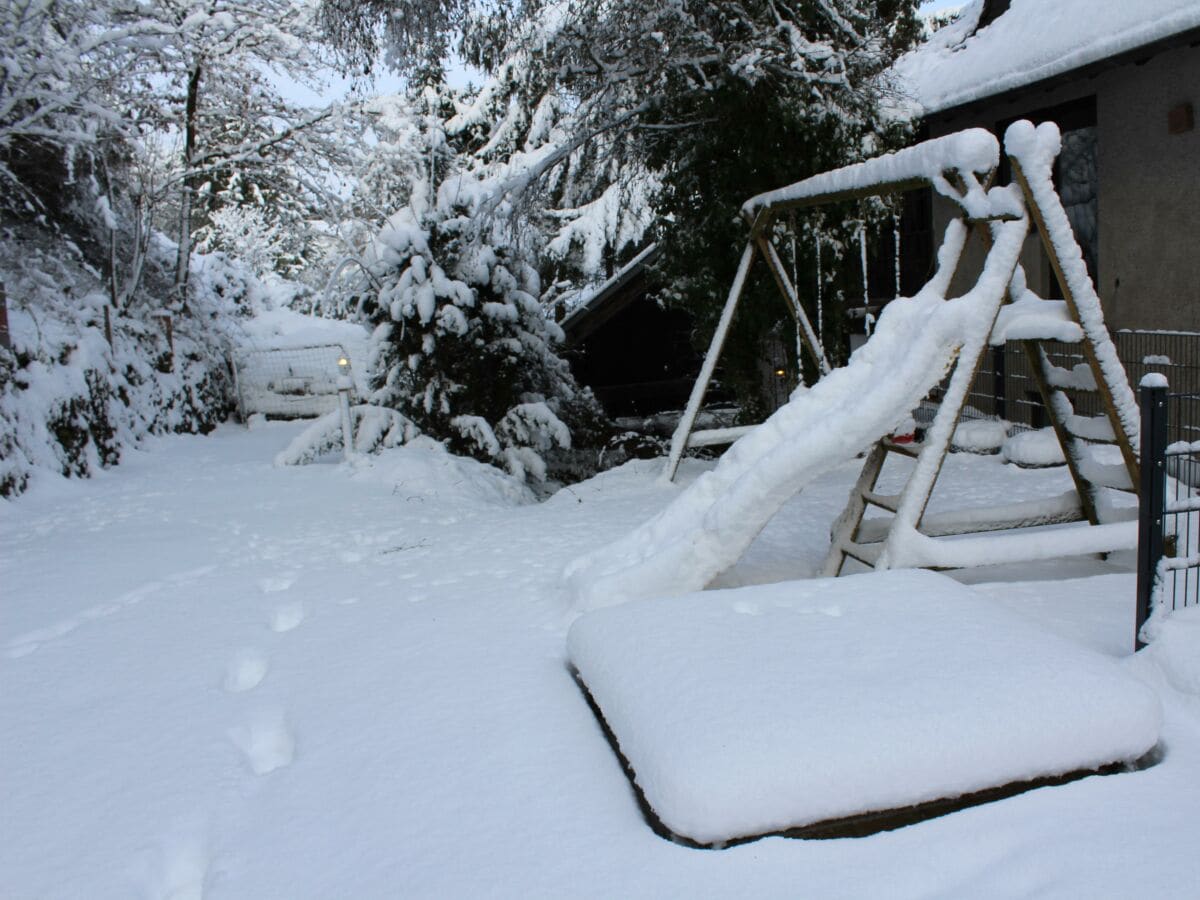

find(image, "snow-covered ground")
[4,424,1200,897]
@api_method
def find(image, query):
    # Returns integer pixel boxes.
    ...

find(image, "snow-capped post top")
[1003,119,1060,169]
[740,128,999,222]
[1140,373,1169,389]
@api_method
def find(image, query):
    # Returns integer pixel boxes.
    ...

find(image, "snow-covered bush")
[327,88,608,483]
[360,182,605,481]
[952,418,1008,454]
[1001,427,1066,468]
[0,227,262,497]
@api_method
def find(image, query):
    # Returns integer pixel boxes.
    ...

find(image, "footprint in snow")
[223,650,268,692]
[257,575,295,594]
[229,710,294,775]
[4,580,164,658]
[151,836,209,900]
[270,603,305,633]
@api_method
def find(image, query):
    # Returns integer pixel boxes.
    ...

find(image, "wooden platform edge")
[572,670,1159,850]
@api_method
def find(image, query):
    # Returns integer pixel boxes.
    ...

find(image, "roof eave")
[924,24,1200,123]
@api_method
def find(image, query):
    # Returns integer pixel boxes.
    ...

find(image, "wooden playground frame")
[663,121,1143,575]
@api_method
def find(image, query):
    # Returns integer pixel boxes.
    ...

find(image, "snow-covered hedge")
[0,233,248,497]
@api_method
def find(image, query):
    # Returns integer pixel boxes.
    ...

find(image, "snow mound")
[952,418,1007,454]
[1140,606,1200,696]
[568,570,1162,845]
[346,437,535,508]
[1003,427,1066,467]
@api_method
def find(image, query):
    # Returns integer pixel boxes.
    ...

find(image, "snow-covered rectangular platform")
[567,571,1161,846]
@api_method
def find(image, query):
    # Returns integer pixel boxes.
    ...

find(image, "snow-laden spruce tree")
[353,87,605,483]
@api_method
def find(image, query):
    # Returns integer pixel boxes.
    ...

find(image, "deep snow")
[4,424,1200,898]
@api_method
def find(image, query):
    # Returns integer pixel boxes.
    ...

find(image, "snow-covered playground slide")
[565,206,1030,612]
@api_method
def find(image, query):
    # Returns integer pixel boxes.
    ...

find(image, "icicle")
[893,213,901,298]
[790,216,803,369]
[859,222,871,336]
[815,234,823,337]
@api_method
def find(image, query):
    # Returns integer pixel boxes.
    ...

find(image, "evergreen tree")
[346,86,606,482]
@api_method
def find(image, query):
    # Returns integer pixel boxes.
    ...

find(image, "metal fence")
[1136,380,1200,648]
[961,330,1200,438]
[234,343,350,420]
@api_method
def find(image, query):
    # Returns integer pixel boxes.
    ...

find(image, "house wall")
[927,40,1199,331]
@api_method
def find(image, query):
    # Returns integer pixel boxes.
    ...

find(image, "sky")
[919,0,967,12]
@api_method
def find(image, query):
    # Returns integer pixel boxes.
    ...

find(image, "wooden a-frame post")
[661,209,833,482]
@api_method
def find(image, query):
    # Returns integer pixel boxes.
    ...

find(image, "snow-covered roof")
[894,0,1200,117]
[559,243,659,343]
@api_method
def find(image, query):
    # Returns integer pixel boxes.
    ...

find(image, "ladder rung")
[993,301,1083,344]
[854,492,1085,544]
[1044,362,1098,393]
[1079,458,1134,492]
[861,491,900,513]
[895,520,1138,570]
[685,425,758,448]
[1102,483,1139,494]
[1064,415,1116,444]
[883,439,921,458]
[839,540,883,567]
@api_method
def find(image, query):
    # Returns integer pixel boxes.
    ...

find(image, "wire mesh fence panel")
[1161,393,1200,610]
[1161,439,1200,609]
[1137,382,1200,647]
[954,330,1200,434]
[235,344,349,419]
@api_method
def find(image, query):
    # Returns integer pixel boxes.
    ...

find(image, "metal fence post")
[1135,377,1168,650]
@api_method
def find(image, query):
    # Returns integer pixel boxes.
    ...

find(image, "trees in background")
[319,0,922,414]
[108,0,355,297]
[0,0,358,307]
[1,0,928,482]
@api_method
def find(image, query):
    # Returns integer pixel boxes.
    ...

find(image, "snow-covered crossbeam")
[568,571,1161,846]
[741,128,999,222]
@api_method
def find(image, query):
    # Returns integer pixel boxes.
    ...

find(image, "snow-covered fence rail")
[234,344,351,420]
[1137,377,1200,648]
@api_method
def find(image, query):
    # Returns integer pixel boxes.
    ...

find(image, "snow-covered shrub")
[0,229,251,497]
[952,418,1008,454]
[354,166,606,483]
[1001,427,1066,468]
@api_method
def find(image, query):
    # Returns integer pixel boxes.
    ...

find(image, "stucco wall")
[927,41,1199,331]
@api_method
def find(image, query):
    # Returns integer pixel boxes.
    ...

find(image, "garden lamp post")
[337,356,354,460]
